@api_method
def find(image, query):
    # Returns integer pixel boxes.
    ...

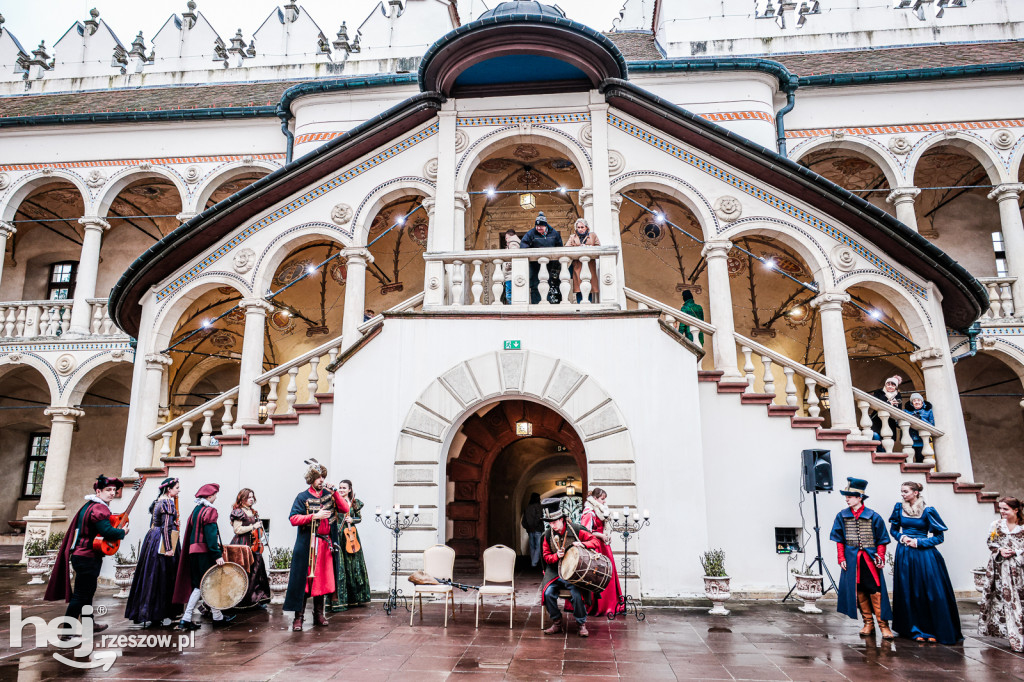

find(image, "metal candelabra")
[607,512,650,622]
[375,507,419,615]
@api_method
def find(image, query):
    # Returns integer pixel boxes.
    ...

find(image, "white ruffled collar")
[84,494,109,508]
[997,518,1024,534]
[584,496,609,520]
[194,498,213,507]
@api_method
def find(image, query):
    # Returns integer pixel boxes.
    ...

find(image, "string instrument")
[342,500,360,553]
[250,511,265,555]
[93,478,144,555]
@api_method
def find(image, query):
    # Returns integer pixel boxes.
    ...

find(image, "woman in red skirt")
[580,488,623,616]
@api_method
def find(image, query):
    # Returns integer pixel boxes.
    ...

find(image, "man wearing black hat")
[830,477,893,640]
[520,211,564,304]
[45,474,128,634]
[539,497,601,637]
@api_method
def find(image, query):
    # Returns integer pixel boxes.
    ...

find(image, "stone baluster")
[491,259,504,305]
[15,306,26,337]
[267,376,281,417]
[45,307,60,336]
[92,303,104,334]
[783,367,797,407]
[805,378,820,418]
[856,400,873,439]
[740,345,755,394]
[664,313,677,328]
[1001,284,1015,317]
[898,419,914,456]
[1,306,12,337]
[986,282,1002,318]
[59,307,71,335]
[199,410,215,446]
[538,257,550,304]
[307,356,321,401]
[919,431,936,467]
[285,367,299,414]
[579,256,593,304]
[451,259,465,306]
[878,410,893,453]
[327,348,339,390]
[159,432,172,459]
[470,259,484,305]
[760,355,775,399]
[178,421,193,457]
[559,256,572,305]
[221,399,234,434]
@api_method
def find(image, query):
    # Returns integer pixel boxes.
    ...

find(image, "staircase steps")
[270,413,300,425]
[294,403,321,415]
[954,481,985,494]
[791,416,824,429]
[740,393,774,405]
[901,463,934,474]
[816,428,851,441]
[927,472,961,484]
[243,423,275,436]
[216,434,249,446]
[188,445,221,456]
[871,452,908,464]
[766,405,799,418]
[717,381,749,393]
[314,393,334,403]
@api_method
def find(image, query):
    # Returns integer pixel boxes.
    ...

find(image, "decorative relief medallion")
[428,276,441,290]
[231,247,256,274]
[41,166,55,175]
[831,245,857,272]
[184,166,202,184]
[992,129,1016,150]
[607,150,625,176]
[407,218,429,247]
[7,352,22,363]
[242,155,255,165]
[513,275,527,288]
[888,136,912,155]
[830,130,845,141]
[602,273,614,286]
[138,162,152,171]
[330,203,353,225]
[55,354,76,376]
[942,129,958,138]
[514,144,539,161]
[423,158,439,181]
[454,129,469,153]
[714,195,743,222]
[579,123,593,147]
[0,173,9,189]
[209,330,235,349]
[85,170,106,188]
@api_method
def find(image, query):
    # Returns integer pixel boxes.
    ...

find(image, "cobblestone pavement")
[0,557,1022,681]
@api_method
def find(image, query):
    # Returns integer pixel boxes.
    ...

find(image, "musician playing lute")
[540,497,601,638]
[45,474,128,638]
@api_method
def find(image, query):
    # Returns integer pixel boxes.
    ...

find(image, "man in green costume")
[678,290,705,345]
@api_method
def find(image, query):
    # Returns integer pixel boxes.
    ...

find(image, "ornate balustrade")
[0,298,123,340]
[853,389,944,467]
[732,332,835,418]
[624,287,716,361]
[147,387,239,462]
[422,246,620,309]
[978,276,1016,318]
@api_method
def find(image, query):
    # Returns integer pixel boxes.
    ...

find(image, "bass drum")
[200,562,249,610]
[558,545,612,593]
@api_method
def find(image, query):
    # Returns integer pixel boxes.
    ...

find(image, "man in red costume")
[540,498,601,637]
[45,474,128,636]
[173,483,235,630]
[283,460,349,631]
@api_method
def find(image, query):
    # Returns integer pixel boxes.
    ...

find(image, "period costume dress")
[830,477,893,639]
[284,461,349,629]
[329,498,371,612]
[125,483,180,625]
[229,506,271,609]
[888,499,962,644]
[580,496,623,616]
[978,519,1024,652]
[540,498,601,637]
[45,475,127,629]
[173,483,232,628]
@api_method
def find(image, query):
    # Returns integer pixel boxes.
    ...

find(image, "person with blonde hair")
[566,218,600,303]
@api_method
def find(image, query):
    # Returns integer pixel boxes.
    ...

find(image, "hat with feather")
[303,458,328,485]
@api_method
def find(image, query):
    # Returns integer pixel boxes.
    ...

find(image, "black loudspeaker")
[801,449,833,492]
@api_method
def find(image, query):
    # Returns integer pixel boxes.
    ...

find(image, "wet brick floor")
[1,554,1023,681]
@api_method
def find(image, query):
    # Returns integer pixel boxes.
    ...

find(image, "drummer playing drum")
[540,498,602,637]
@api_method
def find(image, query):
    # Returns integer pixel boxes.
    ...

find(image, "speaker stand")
[783,489,838,602]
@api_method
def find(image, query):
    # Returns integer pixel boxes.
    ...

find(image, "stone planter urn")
[113,563,137,598]
[26,555,49,585]
[46,549,59,577]
[793,574,824,614]
[703,575,731,615]
[269,568,289,604]
[972,567,988,606]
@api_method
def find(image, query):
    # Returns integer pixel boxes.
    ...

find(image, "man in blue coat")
[520,211,564,304]
[830,477,893,639]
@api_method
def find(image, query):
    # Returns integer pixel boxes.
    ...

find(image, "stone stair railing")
[732,332,834,420]
[0,300,71,339]
[978,276,1016,319]
[423,246,620,308]
[624,287,716,361]
[255,335,346,419]
[148,387,240,463]
[87,298,122,336]
[853,388,944,467]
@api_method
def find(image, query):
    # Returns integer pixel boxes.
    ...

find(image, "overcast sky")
[2,0,628,49]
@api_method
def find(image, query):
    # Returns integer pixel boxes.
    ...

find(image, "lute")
[92,478,145,555]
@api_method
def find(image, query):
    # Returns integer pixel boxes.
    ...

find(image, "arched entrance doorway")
[446,400,585,564]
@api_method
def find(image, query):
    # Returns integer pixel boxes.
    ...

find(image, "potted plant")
[268,547,292,604]
[113,542,140,599]
[700,548,731,615]
[45,530,65,576]
[24,537,49,585]
[791,564,824,614]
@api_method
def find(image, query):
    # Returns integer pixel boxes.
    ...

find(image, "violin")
[93,479,144,555]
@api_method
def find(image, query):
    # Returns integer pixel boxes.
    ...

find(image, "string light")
[485,187,496,198]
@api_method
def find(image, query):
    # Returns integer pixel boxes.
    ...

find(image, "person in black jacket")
[520,212,564,304]
[521,492,545,568]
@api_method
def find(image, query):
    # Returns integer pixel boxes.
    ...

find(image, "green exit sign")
[503,340,521,350]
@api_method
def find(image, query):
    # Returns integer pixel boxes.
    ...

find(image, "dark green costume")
[329,499,371,611]
[678,297,705,345]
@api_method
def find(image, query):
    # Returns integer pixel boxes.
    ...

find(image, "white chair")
[410,544,456,627]
[539,587,574,630]
[475,544,516,629]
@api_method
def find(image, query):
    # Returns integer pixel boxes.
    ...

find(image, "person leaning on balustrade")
[979,497,1024,652]
[520,211,563,304]
[869,375,904,451]
[565,218,600,303]
[903,393,935,463]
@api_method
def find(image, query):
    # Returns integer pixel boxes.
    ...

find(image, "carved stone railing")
[624,287,716,358]
[853,388,945,467]
[147,387,240,462]
[422,246,620,309]
[87,298,121,336]
[255,336,346,417]
[733,332,835,418]
[978,276,1016,318]
[0,300,72,339]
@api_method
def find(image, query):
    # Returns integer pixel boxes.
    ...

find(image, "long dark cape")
[172,504,218,604]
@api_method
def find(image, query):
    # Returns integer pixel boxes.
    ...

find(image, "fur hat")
[304,458,328,485]
[94,474,124,491]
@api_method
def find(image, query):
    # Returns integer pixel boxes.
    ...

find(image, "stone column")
[135,353,172,470]
[340,248,373,352]
[32,407,85,512]
[809,292,858,432]
[988,183,1024,314]
[429,107,458,254]
[68,217,110,335]
[912,346,971,475]
[0,221,16,291]
[587,99,614,240]
[886,187,921,232]
[233,298,273,431]
[701,240,741,379]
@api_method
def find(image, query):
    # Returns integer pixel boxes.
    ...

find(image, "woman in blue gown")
[888,481,962,644]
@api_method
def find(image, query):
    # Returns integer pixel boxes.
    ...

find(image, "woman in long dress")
[125,477,180,627]
[229,488,271,609]
[579,488,623,616]
[979,496,1024,652]
[888,481,962,644]
[329,479,371,612]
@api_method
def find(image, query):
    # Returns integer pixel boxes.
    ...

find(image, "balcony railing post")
[579,256,593,304]
[511,256,529,305]
[537,257,550,304]
[559,256,572,305]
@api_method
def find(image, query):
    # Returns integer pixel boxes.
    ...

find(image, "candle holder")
[376,508,419,615]
[607,514,650,622]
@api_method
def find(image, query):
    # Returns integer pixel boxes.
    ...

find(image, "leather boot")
[543,618,564,635]
[313,596,329,627]
[871,594,894,639]
[291,616,303,632]
[857,591,875,637]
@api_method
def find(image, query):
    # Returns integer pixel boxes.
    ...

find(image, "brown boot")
[313,596,329,627]
[871,594,894,639]
[857,591,875,637]
[543,619,564,635]
[578,623,589,638]
[291,616,303,632]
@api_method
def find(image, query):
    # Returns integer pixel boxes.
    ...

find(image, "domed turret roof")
[478,2,566,20]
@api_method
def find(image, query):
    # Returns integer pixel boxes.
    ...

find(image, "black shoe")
[58,633,79,642]
[211,615,236,627]
[175,620,200,631]
[93,623,109,634]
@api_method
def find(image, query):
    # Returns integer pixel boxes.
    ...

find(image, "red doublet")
[836,505,885,586]
[290,487,349,597]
